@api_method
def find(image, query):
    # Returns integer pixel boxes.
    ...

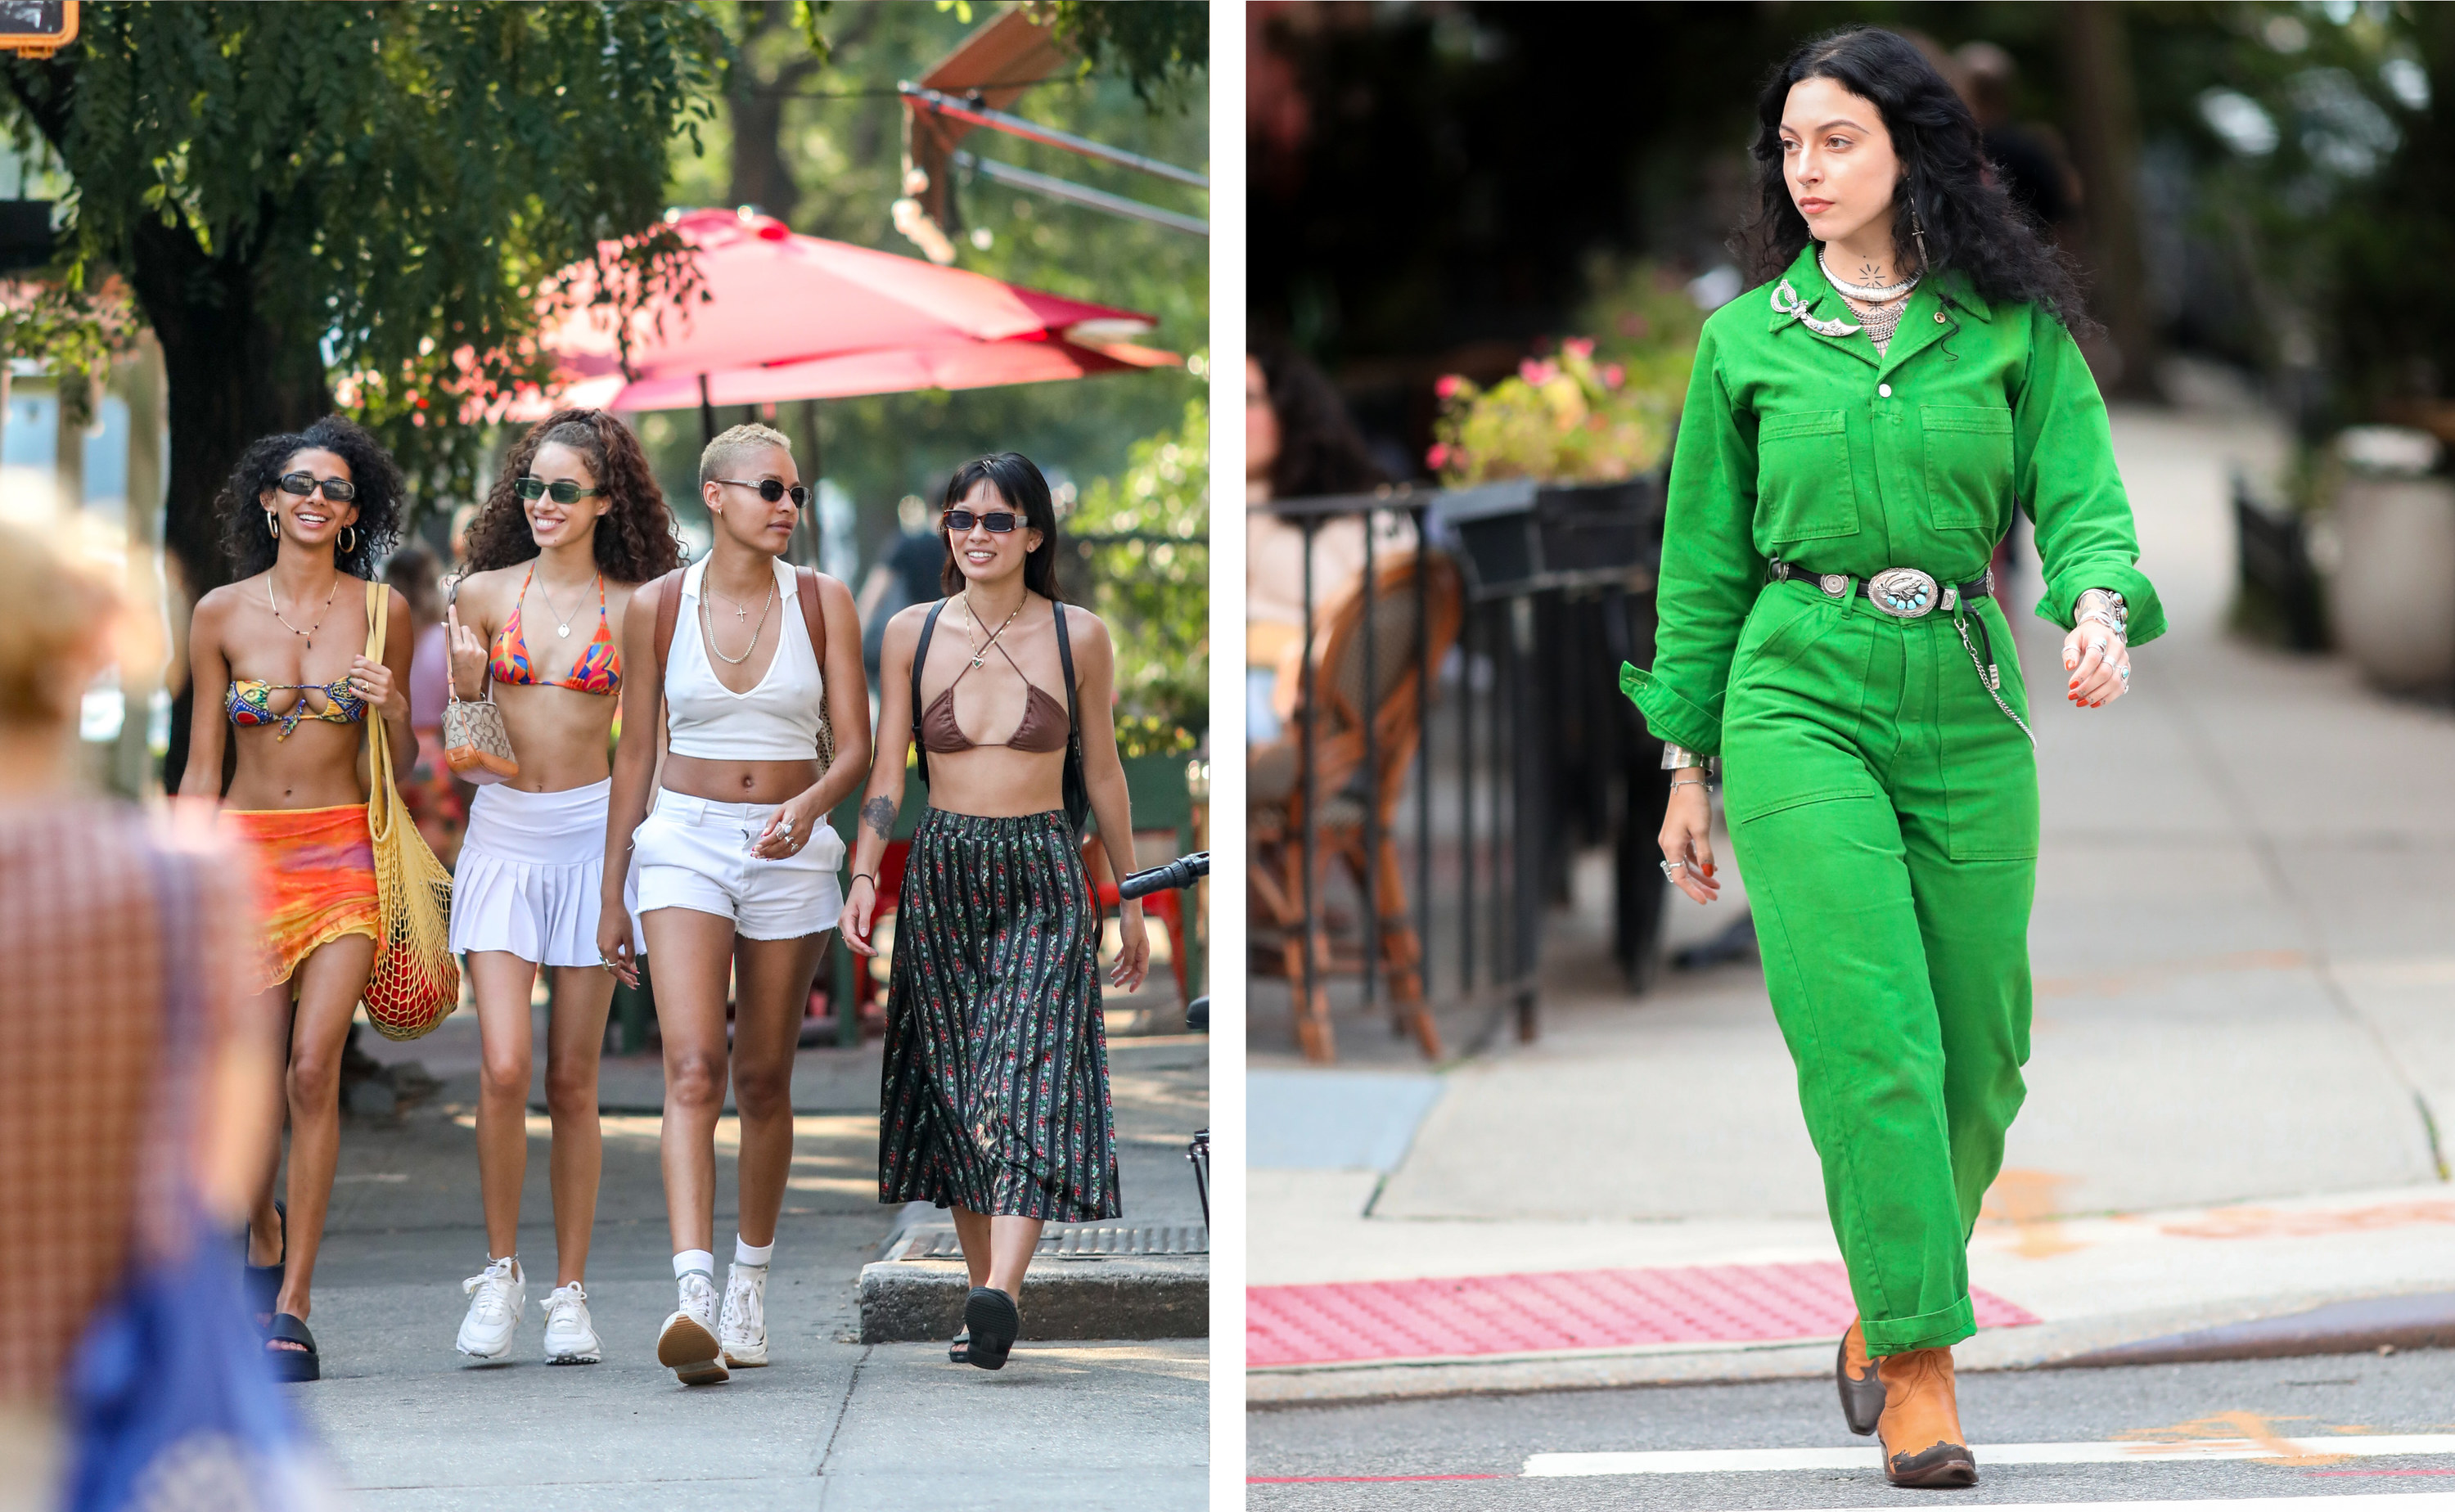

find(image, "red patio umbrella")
[530,207,1176,414]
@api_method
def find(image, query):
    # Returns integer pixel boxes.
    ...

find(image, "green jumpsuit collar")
[1764,243,1993,376]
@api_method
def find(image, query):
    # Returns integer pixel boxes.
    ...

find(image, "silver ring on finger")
[1660,859,1685,879]
[2118,664,2130,682]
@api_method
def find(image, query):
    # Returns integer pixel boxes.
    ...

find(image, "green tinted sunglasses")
[516,476,605,505]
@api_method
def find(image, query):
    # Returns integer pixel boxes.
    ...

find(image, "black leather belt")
[1768,559,1993,619]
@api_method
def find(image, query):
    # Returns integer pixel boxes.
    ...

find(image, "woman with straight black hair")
[1621,26,2156,1486]
[844,451,1148,1371]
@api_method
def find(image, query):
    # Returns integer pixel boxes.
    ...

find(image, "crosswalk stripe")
[1523,1435,2455,1478]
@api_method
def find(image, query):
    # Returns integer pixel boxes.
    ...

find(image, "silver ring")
[1660,859,1685,879]
[778,816,794,834]
[2118,664,2131,682]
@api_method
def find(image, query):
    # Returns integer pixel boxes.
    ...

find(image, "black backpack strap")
[910,599,948,788]
[1049,598,1079,731]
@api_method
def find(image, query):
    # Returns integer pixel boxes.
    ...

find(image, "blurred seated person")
[384,544,466,868]
[1246,340,1415,747]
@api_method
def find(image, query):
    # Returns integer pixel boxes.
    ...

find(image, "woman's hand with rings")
[2061,622,2132,708]
[1658,768,1722,905]
[753,792,823,859]
[839,873,879,957]
[595,906,640,988]
[347,655,405,722]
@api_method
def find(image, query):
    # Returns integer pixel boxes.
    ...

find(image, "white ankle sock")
[673,1249,715,1281]
[734,1237,773,1267]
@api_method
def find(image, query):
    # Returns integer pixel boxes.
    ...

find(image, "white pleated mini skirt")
[448,777,641,967]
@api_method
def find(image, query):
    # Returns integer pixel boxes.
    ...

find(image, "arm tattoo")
[862,795,896,840]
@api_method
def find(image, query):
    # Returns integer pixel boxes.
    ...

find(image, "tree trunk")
[2060,2,2159,398]
[124,216,332,791]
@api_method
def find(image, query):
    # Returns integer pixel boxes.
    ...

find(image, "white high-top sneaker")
[719,1262,769,1368]
[656,1270,727,1385]
[455,1256,525,1361]
[541,1282,602,1366]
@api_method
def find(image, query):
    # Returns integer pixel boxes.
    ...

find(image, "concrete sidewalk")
[309,1033,1208,1507]
[1248,398,2455,1403]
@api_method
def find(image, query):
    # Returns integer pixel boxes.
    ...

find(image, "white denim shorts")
[633,791,844,942]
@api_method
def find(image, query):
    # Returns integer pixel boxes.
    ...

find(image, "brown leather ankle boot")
[1836,1317,1885,1436]
[1875,1346,1977,1487]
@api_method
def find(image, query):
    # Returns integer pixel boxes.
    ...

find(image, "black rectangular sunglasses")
[278,470,358,502]
[714,477,810,507]
[944,508,1019,533]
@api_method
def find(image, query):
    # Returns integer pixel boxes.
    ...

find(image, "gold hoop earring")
[337,525,358,555]
[265,511,280,539]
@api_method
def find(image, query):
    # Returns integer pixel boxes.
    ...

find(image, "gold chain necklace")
[701,575,775,665]
[962,591,1025,669]
[268,574,340,649]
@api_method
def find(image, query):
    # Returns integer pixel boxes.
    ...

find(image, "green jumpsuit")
[1621,245,2162,1357]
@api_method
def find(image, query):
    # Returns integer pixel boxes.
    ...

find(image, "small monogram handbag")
[441,575,517,783]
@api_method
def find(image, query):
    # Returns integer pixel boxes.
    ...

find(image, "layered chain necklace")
[1817,248,1921,354]
[962,591,1025,668]
[701,573,776,665]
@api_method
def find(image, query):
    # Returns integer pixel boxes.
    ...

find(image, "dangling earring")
[1911,199,1930,273]
[337,525,358,556]
[265,511,280,539]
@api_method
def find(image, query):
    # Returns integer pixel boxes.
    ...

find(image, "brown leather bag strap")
[795,565,826,667]
[651,566,685,674]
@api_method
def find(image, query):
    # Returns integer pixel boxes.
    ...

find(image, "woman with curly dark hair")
[1621,28,2158,1486]
[439,408,681,1367]
[179,414,417,1382]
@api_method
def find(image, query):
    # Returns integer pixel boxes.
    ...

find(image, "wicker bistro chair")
[1249,551,1464,1062]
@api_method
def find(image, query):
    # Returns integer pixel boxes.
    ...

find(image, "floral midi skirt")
[878,808,1121,1222]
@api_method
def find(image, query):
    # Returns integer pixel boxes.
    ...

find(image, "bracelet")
[849,872,876,889]
[1669,778,1709,794]
[1660,742,1718,776]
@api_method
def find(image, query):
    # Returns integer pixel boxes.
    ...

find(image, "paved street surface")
[1248,386,2455,1432]
[295,1028,1206,1510]
[1250,1347,2455,1507]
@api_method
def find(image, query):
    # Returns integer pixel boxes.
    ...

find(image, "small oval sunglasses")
[715,478,810,507]
[943,508,1020,533]
[515,476,606,505]
[278,471,357,502]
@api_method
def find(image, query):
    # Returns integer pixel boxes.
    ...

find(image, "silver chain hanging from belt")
[1951,601,2033,745]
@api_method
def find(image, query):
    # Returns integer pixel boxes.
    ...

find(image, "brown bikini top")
[917,611,1072,754]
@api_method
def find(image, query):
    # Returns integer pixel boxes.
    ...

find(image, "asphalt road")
[1249,1349,2455,1510]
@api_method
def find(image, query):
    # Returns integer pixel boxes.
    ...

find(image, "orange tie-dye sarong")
[224,804,381,993]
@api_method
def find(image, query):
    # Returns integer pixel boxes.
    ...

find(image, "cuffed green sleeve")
[2015,306,2165,646]
[1622,323,1765,756]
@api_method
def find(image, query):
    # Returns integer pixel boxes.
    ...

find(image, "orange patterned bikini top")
[488,564,619,695]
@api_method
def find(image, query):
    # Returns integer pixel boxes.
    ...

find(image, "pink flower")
[1435,374,1463,399]
[1601,363,1625,389]
[1520,358,1559,385]
[1561,336,1595,360]
[1426,443,1453,469]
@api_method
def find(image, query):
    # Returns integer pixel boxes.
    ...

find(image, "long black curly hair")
[462,409,682,583]
[218,416,405,581]
[1737,27,2094,335]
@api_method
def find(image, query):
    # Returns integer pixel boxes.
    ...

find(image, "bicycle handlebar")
[1116,851,1209,900]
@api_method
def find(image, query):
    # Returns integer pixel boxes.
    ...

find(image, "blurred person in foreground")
[858,493,948,692]
[0,519,314,1509]
[1246,341,1414,745]
[179,416,420,1382]
[845,452,1144,1373]
[1624,28,2155,1487]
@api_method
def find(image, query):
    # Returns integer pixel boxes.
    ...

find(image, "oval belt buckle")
[1867,566,1940,619]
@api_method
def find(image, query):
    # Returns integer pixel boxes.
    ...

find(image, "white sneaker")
[720,1262,769,1367]
[542,1282,602,1365]
[657,1271,727,1385]
[455,1256,524,1361]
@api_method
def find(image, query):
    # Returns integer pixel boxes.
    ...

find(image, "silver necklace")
[535,570,597,639]
[1818,248,1920,304]
[701,575,775,665]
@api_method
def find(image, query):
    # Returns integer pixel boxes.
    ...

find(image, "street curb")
[859,1255,1208,1343]
[1244,1287,2455,1409]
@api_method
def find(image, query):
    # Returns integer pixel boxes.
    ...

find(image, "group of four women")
[182,410,1146,1386]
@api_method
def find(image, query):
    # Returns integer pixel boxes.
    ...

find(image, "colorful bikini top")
[919,629,1070,754]
[226,675,367,740]
[487,563,620,695]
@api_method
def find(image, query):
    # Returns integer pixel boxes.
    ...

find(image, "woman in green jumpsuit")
[1620,29,2155,1488]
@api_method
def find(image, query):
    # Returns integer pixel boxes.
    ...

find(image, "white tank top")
[664,556,827,761]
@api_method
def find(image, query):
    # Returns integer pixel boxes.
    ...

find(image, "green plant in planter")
[1429,260,1704,487]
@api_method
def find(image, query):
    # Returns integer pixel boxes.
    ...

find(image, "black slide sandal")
[962,1288,1019,1371]
[243,1200,286,1325]
[264,1312,320,1382]
[948,1328,970,1366]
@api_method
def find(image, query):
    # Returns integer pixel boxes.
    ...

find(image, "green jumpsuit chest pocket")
[1920,406,2014,533]
[1755,409,1859,543]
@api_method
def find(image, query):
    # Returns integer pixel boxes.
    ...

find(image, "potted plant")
[2322,425,2455,691]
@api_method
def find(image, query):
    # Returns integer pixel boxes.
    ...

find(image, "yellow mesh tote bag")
[359,582,459,1039]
